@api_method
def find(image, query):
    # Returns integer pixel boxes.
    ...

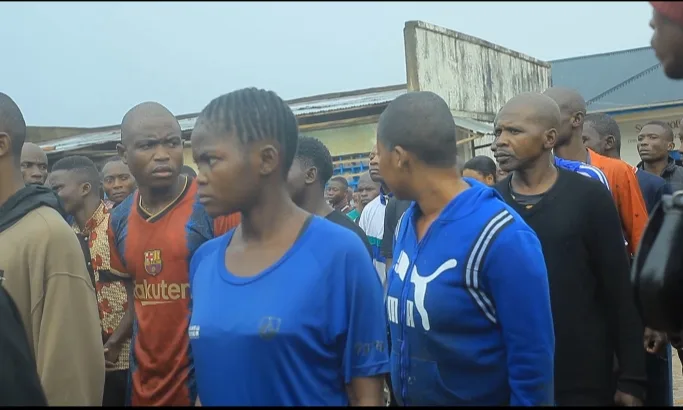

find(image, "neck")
[0,167,27,209]
[74,195,102,231]
[138,175,186,209]
[554,133,587,162]
[380,182,390,194]
[300,189,334,217]
[241,185,300,242]
[643,157,669,176]
[511,155,558,194]
[604,149,620,160]
[332,198,348,212]
[413,167,468,217]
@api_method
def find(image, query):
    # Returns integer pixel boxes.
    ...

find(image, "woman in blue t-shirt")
[187,87,389,406]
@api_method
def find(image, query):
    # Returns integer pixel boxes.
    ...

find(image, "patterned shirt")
[73,201,131,371]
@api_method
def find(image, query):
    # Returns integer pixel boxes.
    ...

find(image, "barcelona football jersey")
[107,176,239,406]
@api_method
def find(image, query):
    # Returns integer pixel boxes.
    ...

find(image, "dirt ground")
[673,349,683,405]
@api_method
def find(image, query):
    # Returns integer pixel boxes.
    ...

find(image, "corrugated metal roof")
[550,46,683,110]
[453,117,493,135]
[41,88,409,154]
[40,86,495,154]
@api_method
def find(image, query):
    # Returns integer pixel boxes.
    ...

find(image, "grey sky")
[1,1,653,127]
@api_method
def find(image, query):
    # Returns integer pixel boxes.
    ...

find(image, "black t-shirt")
[381,198,412,260]
[495,168,646,399]
[0,286,48,406]
[325,210,373,258]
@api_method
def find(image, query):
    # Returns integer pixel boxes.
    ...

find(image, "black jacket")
[637,158,683,193]
[0,185,66,234]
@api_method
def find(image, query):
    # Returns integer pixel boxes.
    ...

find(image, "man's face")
[48,170,86,216]
[325,180,347,206]
[102,160,136,205]
[582,122,607,155]
[651,9,683,80]
[491,106,553,172]
[118,115,184,190]
[20,148,48,186]
[637,124,673,163]
[356,179,379,206]
[368,145,383,184]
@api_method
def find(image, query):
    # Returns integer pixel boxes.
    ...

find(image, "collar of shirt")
[73,201,108,235]
[379,186,393,205]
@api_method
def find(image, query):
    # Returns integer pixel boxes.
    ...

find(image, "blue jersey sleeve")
[484,226,555,406]
[340,239,391,384]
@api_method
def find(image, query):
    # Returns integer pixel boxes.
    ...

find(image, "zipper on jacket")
[398,220,437,406]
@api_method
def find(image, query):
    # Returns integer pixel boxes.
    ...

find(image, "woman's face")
[191,121,258,218]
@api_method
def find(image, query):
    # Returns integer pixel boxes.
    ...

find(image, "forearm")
[108,280,134,346]
[347,376,385,406]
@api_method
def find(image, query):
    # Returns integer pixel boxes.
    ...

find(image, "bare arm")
[346,376,385,406]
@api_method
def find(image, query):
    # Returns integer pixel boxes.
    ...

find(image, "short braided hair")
[198,87,299,175]
[295,135,333,187]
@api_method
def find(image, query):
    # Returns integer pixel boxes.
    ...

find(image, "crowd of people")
[1,1,683,407]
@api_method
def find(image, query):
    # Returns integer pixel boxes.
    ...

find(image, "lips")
[151,166,174,177]
[493,153,512,162]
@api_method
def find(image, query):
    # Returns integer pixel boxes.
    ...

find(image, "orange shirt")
[107,178,239,406]
[588,149,647,255]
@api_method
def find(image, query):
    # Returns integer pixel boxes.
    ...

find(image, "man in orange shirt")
[544,87,647,255]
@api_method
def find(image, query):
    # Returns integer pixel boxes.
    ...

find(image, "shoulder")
[109,193,135,229]
[309,216,369,258]
[28,207,78,240]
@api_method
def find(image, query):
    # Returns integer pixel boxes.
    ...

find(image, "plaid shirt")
[73,201,131,371]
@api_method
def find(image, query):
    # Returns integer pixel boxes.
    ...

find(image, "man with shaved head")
[493,92,646,406]
[20,142,48,186]
[106,101,240,406]
[380,91,554,406]
[544,87,648,257]
[0,93,105,405]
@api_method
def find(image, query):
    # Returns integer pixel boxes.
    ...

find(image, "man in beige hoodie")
[0,92,104,405]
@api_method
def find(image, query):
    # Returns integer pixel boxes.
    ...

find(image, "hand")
[614,391,643,407]
[103,341,122,370]
[644,327,667,355]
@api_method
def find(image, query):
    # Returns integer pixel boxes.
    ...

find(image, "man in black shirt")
[0,286,47,406]
[492,92,646,406]
[287,135,372,257]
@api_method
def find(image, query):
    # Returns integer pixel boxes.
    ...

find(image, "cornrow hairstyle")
[463,156,497,179]
[294,135,334,187]
[643,120,675,141]
[0,92,26,159]
[330,176,349,189]
[584,113,622,153]
[51,155,101,190]
[198,87,299,176]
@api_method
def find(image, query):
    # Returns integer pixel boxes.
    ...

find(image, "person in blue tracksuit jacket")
[376,91,555,406]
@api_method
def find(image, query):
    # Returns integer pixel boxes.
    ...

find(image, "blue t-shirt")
[189,216,390,406]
